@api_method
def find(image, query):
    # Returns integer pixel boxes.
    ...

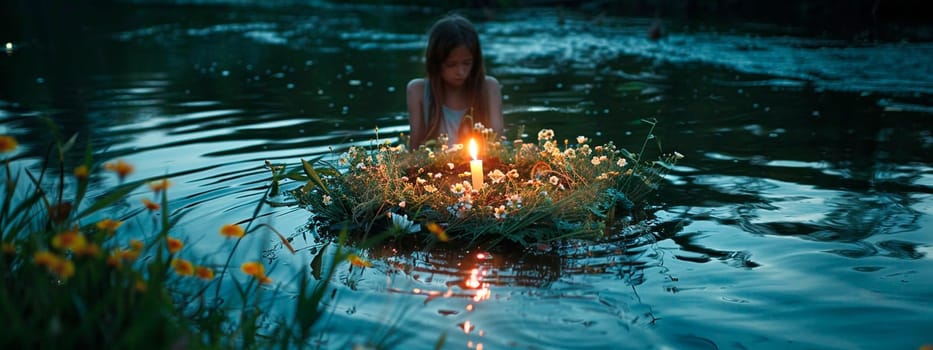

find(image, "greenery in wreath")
[268,119,681,248]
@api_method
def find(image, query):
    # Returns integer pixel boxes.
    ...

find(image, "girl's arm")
[485,76,504,135]
[406,78,426,149]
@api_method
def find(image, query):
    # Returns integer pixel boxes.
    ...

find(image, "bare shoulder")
[484,76,501,96]
[407,78,425,96]
[406,78,425,108]
[484,76,501,89]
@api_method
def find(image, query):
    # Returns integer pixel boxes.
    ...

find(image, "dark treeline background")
[2,0,931,42]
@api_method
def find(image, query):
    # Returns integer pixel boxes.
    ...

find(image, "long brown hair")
[424,14,489,141]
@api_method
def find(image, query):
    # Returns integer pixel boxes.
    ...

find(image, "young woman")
[406,14,504,149]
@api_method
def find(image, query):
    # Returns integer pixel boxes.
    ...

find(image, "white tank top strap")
[423,80,467,145]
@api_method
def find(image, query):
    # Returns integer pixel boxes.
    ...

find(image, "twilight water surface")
[1,3,932,349]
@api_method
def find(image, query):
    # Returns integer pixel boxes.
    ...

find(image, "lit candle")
[468,138,483,189]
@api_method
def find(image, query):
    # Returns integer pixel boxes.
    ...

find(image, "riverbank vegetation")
[0,126,375,348]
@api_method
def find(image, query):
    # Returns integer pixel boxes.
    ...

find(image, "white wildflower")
[388,213,418,233]
[616,158,627,167]
[506,194,522,208]
[488,169,506,184]
[494,205,507,220]
[563,148,576,158]
[450,183,465,196]
[322,195,332,206]
[591,157,601,165]
[576,136,587,144]
[459,193,473,205]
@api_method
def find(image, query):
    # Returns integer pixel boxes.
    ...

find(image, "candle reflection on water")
[375,246,562,348]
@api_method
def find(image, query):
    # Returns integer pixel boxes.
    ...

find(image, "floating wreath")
[268,120,681,248]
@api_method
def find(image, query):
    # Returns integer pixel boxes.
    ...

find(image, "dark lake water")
[2,3,932,349]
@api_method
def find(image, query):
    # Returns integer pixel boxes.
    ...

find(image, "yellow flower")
[35,251,75,279]
[96,218,123,234]
[142,198,160,211]
[220,224,244,238]
[135,279,147,292]
[148,178,171,193]
[108,247,139,267]
[240,261,272,284]
[240,261,265,277]
[51,228,87,252]
[172,258,194,276]
[74,243,100,258]
[104,159,134,180]
[347,254,373,268]
[129,239,144,252]
[34,251,59,267]
[426,222,449,242]
[166,237,183,254]
[48,259,75,279]
[0,135,17,153]
[106,250,123,267]
[121,249,140,262]
[195,266,214,280]
[74,165,89,180]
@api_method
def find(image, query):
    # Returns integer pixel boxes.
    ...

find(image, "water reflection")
[3,2,933,348]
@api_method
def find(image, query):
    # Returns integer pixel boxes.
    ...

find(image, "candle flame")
[468,138,478,160]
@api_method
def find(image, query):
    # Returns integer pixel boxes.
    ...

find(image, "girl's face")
[441,45,473,88]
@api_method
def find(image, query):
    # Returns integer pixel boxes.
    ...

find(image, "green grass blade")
[300,158,330,196]
[74,181,144,220]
